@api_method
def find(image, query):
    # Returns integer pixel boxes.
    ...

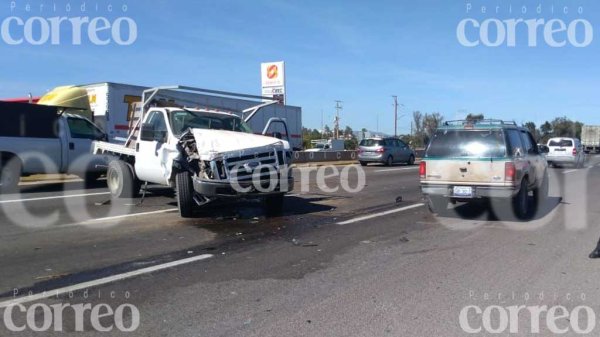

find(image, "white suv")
[546,137,585,168]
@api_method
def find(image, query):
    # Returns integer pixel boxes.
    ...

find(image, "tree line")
[301,112,585,150]
[406,112,585,148]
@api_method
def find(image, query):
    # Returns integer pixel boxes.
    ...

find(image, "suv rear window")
[360,139,382,146]
[426,130,506,158]
[548,139,573,147]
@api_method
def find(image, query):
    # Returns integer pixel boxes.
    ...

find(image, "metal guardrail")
[292,149,426,163]
[293,151,358,163]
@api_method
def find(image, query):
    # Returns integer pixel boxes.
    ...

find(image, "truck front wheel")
[107,160,140,198]
[176,171,195,218]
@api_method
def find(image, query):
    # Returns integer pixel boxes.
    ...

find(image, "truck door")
[65,116,106,174]
[135,111,171,185]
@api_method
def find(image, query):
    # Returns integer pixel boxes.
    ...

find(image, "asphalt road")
[1,158,600,336]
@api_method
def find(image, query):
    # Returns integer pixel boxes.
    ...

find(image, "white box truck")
[581,125,600,153]
[81,82,303,149]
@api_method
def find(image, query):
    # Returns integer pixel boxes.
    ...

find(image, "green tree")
[523,121,538,141]
[344,125,354,138]
[540,121,552,141]
[323,125,331,137]
[423,112,444,137]
[344,139,358,150]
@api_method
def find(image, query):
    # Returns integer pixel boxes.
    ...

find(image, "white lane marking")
[562,169,578,174]
[0,192,111,204]
[374,167,419,173]
[77,208,179,224]
[0,254,214,308]
[337,203,424,225]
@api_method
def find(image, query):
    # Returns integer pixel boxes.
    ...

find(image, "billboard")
[261,61,286,104]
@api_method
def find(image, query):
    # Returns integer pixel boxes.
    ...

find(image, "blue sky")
[1,0,600,135]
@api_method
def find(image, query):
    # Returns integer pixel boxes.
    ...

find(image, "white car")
[546,137,585,168]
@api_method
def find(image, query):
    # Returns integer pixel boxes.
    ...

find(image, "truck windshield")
[169,109,253,136]
[426,129,506,158]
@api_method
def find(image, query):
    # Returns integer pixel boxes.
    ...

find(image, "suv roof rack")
[443,119,517,126]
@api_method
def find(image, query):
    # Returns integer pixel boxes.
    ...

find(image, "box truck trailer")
[80,82,303,149]
[581,125,600,153]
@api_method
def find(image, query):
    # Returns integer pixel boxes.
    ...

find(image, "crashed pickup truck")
[92,86,294,217]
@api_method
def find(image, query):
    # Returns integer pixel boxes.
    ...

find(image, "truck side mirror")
[140,123,155,142]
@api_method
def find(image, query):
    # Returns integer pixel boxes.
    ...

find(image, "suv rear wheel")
[407,155,415,165]
[427,196,448,214]
[533,172,548,211]
[385,156,393,166]
[512,179,530,219]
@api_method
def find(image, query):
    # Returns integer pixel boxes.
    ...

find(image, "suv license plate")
[453,186,473,197]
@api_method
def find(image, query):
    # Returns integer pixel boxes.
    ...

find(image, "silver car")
[546,137,585,168]
[358,137,416,166]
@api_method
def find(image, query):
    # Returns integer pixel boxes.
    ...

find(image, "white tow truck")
[92,86,294,217]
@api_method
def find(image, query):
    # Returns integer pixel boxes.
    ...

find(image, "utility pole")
[320,109,324,138]
[334,100,342,139]
[392,95,398,137]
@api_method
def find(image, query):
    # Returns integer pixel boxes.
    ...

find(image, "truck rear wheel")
[107,160,140,198]
[176,171,195,218]
[0,157,21,194]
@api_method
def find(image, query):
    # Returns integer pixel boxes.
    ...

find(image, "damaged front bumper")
[192,175,295,198]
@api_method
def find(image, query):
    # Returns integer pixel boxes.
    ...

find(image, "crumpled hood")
[190,129,287,156]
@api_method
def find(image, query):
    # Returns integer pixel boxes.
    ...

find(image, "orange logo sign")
[267,65,278,79]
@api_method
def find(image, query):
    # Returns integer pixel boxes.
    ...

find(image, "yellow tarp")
[38,86,93,120]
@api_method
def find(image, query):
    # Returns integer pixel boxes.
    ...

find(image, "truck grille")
[224,149,283,181]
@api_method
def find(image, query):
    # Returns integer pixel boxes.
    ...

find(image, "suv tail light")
[376,147,385,153]
[572,148,578,155]
[505,162,516,182]
[419,161,426,179]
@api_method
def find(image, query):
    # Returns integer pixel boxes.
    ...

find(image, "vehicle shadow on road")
[165,195,334,221]
[437,196,562,222]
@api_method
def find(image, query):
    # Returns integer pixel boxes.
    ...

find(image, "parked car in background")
[420,119,548,219]
[546,137,585,168]
[358,137,415,166]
